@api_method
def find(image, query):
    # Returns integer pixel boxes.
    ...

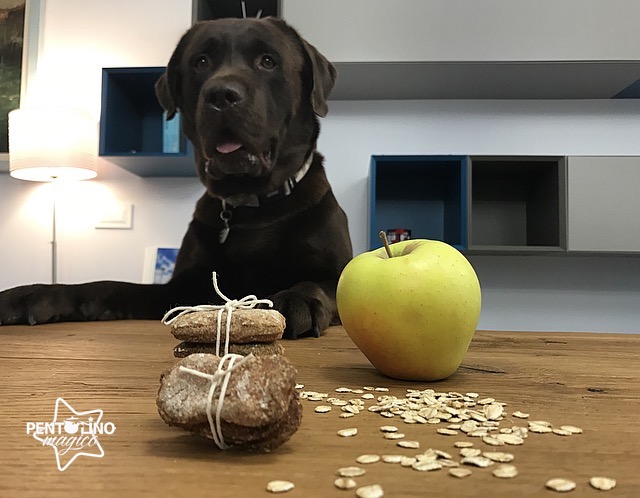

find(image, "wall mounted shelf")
[369,155,568,253]
[99,67,195,177]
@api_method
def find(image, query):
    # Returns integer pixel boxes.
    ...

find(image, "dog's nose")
[206,83,245,111]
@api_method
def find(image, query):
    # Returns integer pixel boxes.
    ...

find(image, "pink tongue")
[216,142,243,154]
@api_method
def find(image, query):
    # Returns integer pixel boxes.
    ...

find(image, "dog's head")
[155,18,336,200]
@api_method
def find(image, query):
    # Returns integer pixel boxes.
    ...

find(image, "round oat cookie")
[169,309,286,343]
[156,353,301,451]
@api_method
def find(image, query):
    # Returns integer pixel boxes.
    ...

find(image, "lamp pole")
[51,177,58,285]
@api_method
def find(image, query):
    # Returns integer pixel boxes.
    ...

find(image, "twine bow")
[179,353,254,449]
[161,272,274,356]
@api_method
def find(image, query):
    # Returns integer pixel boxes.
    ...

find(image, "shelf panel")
[330,61,640,100]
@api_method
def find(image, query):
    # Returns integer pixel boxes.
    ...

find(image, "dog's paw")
[269,289,333,340]
[0,284,74,325]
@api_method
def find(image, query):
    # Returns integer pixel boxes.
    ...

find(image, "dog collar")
[218,152,314,243]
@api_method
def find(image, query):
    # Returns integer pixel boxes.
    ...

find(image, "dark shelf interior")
[470,157,565,249]
[194,0,279,21]
[370,156,467,250]
[99,67,196,177]
[100,67,186,156]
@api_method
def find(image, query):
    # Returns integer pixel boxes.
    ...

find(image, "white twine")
[161,272,274,356]
[179,353,254,449]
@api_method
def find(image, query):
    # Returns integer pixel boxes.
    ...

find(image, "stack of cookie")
[157,353,301,452]
[168,308,286,358]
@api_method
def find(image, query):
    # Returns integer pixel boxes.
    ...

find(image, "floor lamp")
[8,107,98,284]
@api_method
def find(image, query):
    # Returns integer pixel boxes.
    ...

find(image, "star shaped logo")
[29,398,113,471]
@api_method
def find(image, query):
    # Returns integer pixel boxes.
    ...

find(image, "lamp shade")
[8,107,98,182]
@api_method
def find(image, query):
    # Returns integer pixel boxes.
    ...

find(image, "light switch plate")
[95,203,133,229]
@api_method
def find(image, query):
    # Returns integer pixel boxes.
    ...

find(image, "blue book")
[162,112,181,153]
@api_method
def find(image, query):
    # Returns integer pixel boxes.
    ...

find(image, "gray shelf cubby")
[469,156,567,252]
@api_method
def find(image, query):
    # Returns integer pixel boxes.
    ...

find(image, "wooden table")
[0,322,638,497]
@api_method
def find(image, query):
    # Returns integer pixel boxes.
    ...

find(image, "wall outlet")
[95,203,133,229]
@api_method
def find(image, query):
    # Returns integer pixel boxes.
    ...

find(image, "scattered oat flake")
[483,451,514,463]
[266,480,295,493]
[412,460,442,472]
[375,387,389,392]
[529,423,553,434]
[334,477,357,490]
[512,411,529,419]
[531,420,552,427]
[314,405,332,413]
[400,456,417,467]
[454,441,474,448]
[492,464,518,479]
[496,434,524,445]
[484,403,504,420]
[383,432,405,440]
[552,428,574,436]
[449,468,473,478]
[381,454,403,463]
[361,393,375,399]
[460,448,482,458]
[476,398,495,405]
[482,435,505,446]
[461,456,494,468]
[337,428,358,437]
[295,383,304,389]
[560,425,583,434]
[335,387,352,393]
[339,412,355,419]
[380,425,398,433]
[356,484,384,498]
[397,440,420,449]
[589,476,617,491]
[545,478,577,492]
[337,466,366,477]
[437,428,459,436]
[356,454,381,464]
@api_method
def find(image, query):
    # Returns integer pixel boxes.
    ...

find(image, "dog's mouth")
[205,129,277,179]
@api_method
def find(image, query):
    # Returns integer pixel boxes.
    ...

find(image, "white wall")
[1,1,639,333]
[319,99,640,255]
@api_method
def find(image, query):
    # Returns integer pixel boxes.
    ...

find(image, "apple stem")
[379,231,394,258]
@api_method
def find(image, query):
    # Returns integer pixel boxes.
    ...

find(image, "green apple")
[336,238,481,381]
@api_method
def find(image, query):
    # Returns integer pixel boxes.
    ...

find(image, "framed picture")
[0,0,43,169]
[143,247,179,284]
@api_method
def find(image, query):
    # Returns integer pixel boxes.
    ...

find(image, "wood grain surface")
[0,321,638,497]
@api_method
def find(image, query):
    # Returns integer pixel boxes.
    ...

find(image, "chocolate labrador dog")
[0,18,352,339]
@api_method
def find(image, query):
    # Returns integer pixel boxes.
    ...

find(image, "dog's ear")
[301,39,337,118]
[155,26,194,120]
[155,73,177,119]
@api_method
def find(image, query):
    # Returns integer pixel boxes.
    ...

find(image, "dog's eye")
[258,54,277,70]
[193,55,210,70]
